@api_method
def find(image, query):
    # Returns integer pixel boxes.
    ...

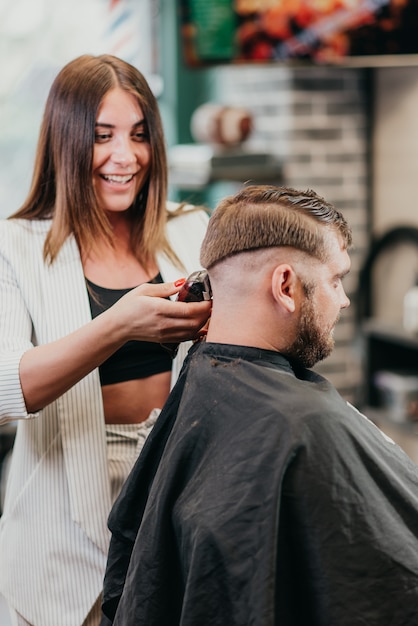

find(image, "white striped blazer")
[0,203,209,626]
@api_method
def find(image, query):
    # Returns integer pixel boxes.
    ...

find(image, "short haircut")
[200,185,352,269]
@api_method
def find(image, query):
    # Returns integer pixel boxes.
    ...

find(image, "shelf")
[360,319,418,434]
[362,319,418,349]
[168,144,283,190]
[356,320,418,461]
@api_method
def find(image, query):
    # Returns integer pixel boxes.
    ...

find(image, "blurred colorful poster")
[180,0,418,66]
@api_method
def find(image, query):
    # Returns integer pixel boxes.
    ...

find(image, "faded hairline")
[200,185,352,269]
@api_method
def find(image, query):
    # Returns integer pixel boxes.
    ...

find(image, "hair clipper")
[161,270,212,358]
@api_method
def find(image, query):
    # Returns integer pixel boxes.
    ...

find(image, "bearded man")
[101,185,418,626]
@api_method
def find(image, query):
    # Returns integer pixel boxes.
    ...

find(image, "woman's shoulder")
[165,201,210,239]
[166,201,210,231]
[163,201,209,268]
[166,200,210,218]
[0,218,51,250]
[0,217,51,235]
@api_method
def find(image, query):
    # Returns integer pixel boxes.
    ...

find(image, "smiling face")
[92,87,151,215]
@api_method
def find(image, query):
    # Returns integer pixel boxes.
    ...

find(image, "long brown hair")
[11,54,176,268]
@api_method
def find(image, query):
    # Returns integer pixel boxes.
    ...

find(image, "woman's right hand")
[108,280,212,344]
[19,281,211,413]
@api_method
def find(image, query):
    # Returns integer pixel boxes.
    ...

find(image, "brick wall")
[210,64,371,403]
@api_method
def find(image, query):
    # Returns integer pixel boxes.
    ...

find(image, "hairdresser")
[0,54,211,626]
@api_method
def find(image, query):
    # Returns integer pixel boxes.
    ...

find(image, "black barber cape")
[101,343,418,626]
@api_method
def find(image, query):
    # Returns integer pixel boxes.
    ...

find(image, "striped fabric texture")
[0,204,209,626]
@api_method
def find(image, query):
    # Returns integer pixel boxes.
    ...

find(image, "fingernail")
[174,278,186,287]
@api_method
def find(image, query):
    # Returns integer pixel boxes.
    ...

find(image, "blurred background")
[2,0,418,514]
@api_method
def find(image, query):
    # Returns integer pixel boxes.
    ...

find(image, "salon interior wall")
[162,0,418,402]
[372,67,418,324]
[166,54,371,403]
[156,0,379,404]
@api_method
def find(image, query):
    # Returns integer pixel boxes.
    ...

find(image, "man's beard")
[284,293,337,369]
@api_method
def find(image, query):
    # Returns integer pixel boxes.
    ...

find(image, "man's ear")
[271,264,298,313]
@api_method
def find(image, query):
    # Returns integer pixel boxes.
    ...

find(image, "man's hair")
[200,185,352,269]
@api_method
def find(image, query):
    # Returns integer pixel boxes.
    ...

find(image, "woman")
[0,54,211,626]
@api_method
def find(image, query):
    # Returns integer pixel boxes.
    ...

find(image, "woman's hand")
[19,280,211,413]
[108,280,212,344]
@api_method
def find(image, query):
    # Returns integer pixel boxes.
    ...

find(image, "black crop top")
[86,274,172,386]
